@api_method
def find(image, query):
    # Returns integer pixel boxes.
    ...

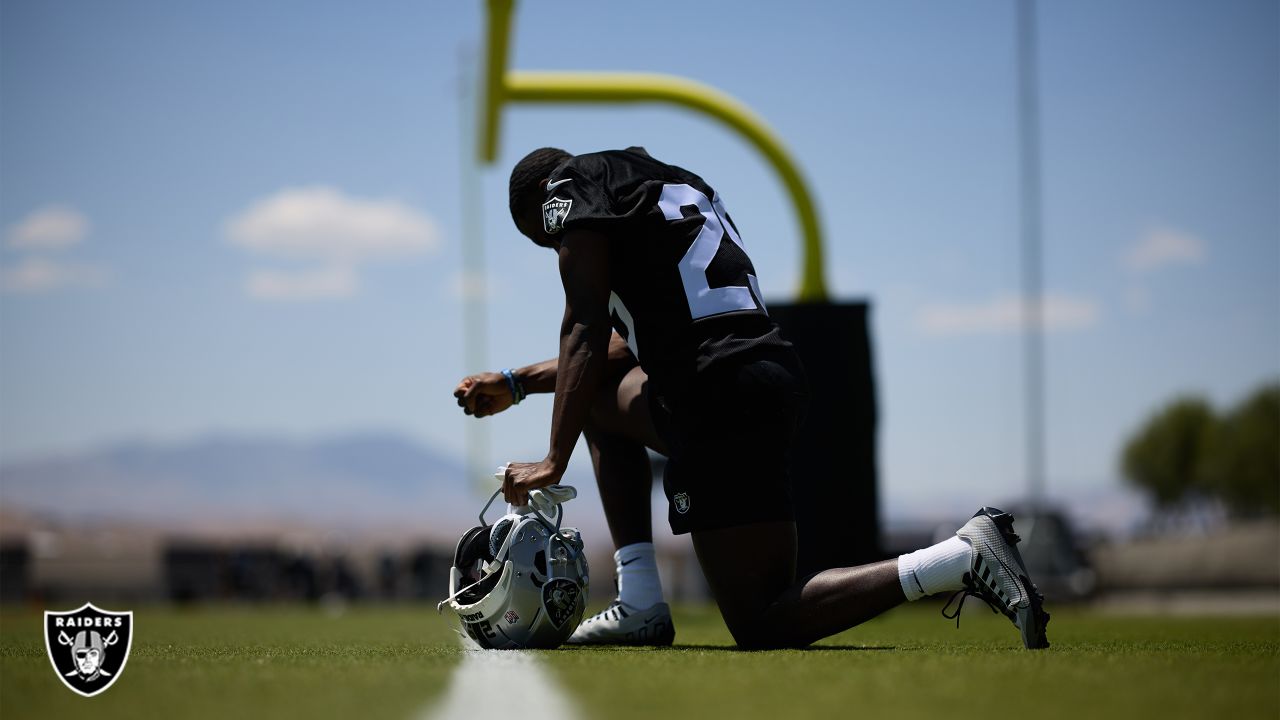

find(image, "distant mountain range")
[0,432,619,542]
[0,432,483,535]
[0,432,1147,543]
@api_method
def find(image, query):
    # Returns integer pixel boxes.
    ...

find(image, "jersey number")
[609,184,766,362]
[657,183,766,320]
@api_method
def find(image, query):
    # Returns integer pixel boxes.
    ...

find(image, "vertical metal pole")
[1016,0,1046,508]
[458,45,491,492]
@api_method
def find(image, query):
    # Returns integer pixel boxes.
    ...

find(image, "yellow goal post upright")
[479,0,828,302]
[477,0,882,572]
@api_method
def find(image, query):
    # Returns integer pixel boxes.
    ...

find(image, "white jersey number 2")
[610,184,766,362]
[657,184,766,321]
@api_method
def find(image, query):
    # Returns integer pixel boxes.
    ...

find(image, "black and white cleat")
[566,601,675,647]
[945,507,1051,649]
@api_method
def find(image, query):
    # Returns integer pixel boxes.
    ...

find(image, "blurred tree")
[1121,397,1215,507]
[1201,383,1279,516]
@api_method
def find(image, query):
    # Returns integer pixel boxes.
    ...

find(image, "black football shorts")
[649,349,809,534]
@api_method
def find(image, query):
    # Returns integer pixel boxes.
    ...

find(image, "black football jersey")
[542,147,792,397]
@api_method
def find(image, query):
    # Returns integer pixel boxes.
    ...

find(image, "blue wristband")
[501,368,524,405]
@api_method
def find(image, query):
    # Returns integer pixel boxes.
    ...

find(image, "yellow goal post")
[479,0,830,302]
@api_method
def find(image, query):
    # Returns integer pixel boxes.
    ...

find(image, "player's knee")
[725,615,810,651]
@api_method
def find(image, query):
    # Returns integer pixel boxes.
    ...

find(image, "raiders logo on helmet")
[44,603,133,697]
[542,578,583,629]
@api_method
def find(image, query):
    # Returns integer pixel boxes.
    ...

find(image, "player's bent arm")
[513,332,634,395]
[454,330,630,419]
[544,229,612,474]
[492,228,612,504]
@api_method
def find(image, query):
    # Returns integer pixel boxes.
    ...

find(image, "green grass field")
[2,602,1276,719]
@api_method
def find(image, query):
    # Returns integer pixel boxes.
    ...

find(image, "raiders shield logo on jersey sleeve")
[44,603,134,697]
[542,197,572,234]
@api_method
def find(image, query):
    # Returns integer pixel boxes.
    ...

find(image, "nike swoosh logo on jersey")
[547,178,573,189]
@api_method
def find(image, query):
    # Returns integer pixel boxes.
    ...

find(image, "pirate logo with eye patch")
[44,603,133,697]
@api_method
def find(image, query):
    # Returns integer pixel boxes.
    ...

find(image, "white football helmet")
[438,481,589,649]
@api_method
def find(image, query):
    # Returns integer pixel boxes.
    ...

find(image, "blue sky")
[1,0,1276,520]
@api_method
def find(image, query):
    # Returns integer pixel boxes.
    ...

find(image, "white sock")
[614,542,664,611]
[898,535,973,601]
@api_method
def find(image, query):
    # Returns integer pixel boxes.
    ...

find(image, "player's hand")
[453,372,515,418]
[502,459,563,506]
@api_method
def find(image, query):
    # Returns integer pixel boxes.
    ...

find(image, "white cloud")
[917,293,1099,335]
[6,205,89,250]
[227,186,438,263]
[226,186,439,302]
[1124,226,1205,272]
[0,258,108,293]
[246,266,356,300]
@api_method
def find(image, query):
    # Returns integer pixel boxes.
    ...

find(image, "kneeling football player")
[453,146,1049,650]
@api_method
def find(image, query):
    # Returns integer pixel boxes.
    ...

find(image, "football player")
[454,147,1049,649]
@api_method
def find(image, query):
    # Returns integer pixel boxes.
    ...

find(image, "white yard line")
[418,641,581,720]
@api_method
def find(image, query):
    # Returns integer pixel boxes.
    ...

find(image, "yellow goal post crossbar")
[480,0,830,302]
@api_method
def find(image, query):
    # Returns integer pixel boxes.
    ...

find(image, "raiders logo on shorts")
[674,492,691,514]
[44,603,134,697]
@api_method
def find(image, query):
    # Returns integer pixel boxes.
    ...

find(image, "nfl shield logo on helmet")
[44,603,134,697]
[542,197,572,235]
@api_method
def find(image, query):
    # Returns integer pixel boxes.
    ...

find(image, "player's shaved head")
[509,147,571,240]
